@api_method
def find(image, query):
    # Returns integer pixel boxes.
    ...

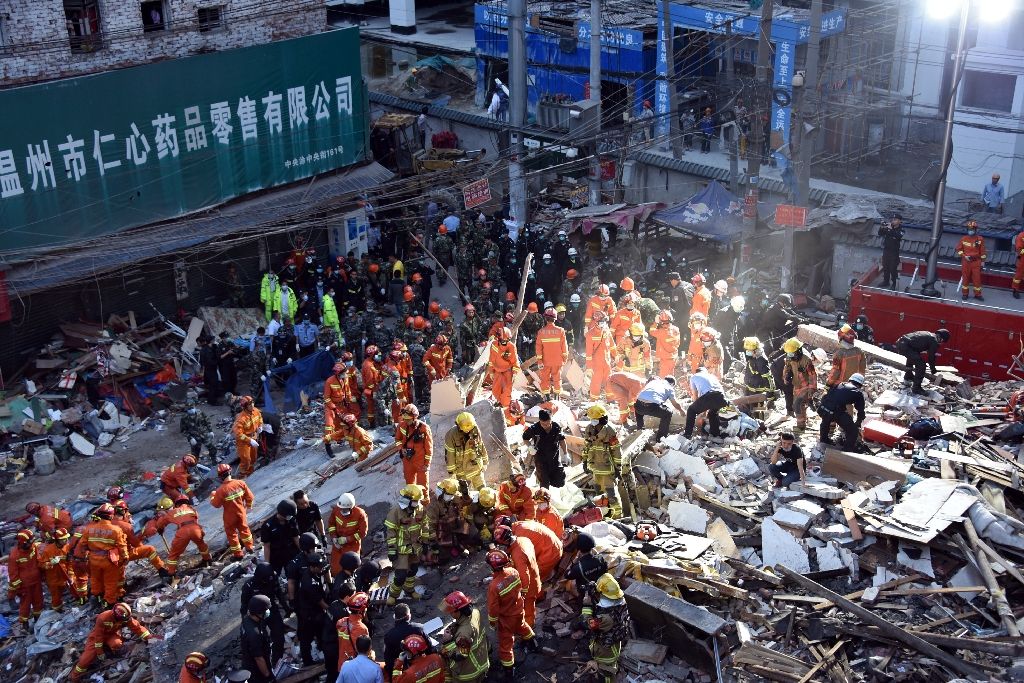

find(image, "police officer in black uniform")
[260,500,300,576]
[296,552,330,667]
[879,213,904,290]
[241,595,275,683]
[565,532,609,594]
[240,562,287,666]
[818,373,867,451]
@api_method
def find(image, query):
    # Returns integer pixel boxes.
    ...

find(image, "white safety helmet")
[337,493,356,510]
[849,373,865,386]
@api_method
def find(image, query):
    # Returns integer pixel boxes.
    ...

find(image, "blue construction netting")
[262,350,335,414]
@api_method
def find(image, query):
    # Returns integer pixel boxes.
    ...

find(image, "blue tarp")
[262,350,335,414]
[652,181,744,243]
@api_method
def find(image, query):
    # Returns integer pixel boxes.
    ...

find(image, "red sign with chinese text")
[775,204,807,227]
[463,179,491,209]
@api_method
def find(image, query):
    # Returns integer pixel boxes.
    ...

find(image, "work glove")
[189,437,198,446]
[338,535,349,545]
[559,451,571,467]
[333,536,345,549]
[250,438,259,448]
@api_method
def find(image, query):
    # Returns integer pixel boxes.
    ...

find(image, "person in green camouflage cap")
[180,399,218,460]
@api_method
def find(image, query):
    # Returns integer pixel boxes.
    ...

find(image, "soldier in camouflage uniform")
[342,307,366,362]
[519,308,544,363]
[436,312,456,350]
[455,248,475,303]
[248,336,269,405]
[407,332,428,407]
[373,367,400,428]
[318,325,340,358]
[180,399,218,460]
[473,283,497,319]
[459,305,486,364]
[365,316,394,353]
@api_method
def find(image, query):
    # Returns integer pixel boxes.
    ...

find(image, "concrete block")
[718,457,761,480]
[809,524,851,541]
[861,586,880,604]
[772,507,814,531]
[667,500,708,534]
[950,564,984,601]
[896,542,934,578]
[781,498,825,520]
[761,518,810,573]
[815,542,852,572]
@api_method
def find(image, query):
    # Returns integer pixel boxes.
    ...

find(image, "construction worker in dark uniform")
[241,595,275,683]
[895,329,950,395]
[879,213,904,290]
[818,373,866,451]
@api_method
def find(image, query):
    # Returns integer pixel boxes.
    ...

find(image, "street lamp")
[921,0,1017,297]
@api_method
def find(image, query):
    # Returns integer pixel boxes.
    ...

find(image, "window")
[960,70,1016,113]
[64,0,102,52]
[141,1,167,33]
[197,6,223,33]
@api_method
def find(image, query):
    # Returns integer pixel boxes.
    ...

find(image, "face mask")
[442,493,454,502]
[188,407,197,414]
[341,508,352,516]
[538,502,549,511]
[702,341,712,347]
[374,354,382,362]
[345,360,353,368]
[500,339,508,346]
[590,419,599,427]
[968,230,976,236]
[398,499,411,509]
[626,303,635,310]
[787,352,797,359]
[854,324,863,330]
[745,350,754,357]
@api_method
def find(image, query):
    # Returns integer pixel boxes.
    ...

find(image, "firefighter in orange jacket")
[144,496,211,575]
[485,549,539,678]
[179,652,210,683]
[395,404,432,491]
[494,526,541,627]
[686,312,708,374]
[24,502,73,538]
[327,493,368,576]
[617,323,653,376]
[336,592,370,666]
[496,472,535,520]
[609,293,642,346]
[1013,227,1024,299]
[111,500,170,579]
[496,514,563,581]
[210,464,255,559]
[393,633,445,683]
[7,529,44,625]
[607,371,646,426]
[424,334,454,381]
[505,399,526,427]
[699,328,725,379]
[37,527,74,610]
[160,454,198,500]
[689,274,712,319]
[584,284,617,328]
[532,489,565,540]
[233,396,264,477]
[324,362,359,459]
[72,603,157,681]
[339,351,362,419]
[649,310,681,378]
[362,345,383,426]
[956,220,987,300]
[486,326,520,408]
[826,325,866,388]
[387,347,413,407]
[535,309,569,399]
[81,503,130,607]
[585,311,616,401]
[328,413,374,460]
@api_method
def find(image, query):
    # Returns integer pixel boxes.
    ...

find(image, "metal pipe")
[508,0,528,227]
[589,0,602,206]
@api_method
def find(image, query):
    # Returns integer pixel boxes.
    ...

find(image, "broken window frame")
[64,0,103,53]
[141,0,169,34]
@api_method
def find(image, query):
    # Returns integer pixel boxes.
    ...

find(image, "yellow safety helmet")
[586,404,608,420]
[157,496,174,511]
[400,484,423,502]
[455,412,477,433]
[555,304,567,313]
[595,573,623,600]
[628,323,645,337]
[438,478,460,497]
[478,487,497,509]
[782,338,803,354]
[743,337,762,352]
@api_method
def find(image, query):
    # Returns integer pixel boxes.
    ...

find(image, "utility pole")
[741,0,774,258]
[661,0,683,159]
[785,0,821,292]
[588,0,602,206]
[726,19,737,189]
[508,0,528,228]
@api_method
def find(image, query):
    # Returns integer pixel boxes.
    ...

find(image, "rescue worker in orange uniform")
[585,311,617,400]
[111,500,170,580]
[493,525,541,626]
[486,326,520,408]
[387,346,413,407]
[71,603,157,681]
[606,371,646,426]
[393,633,445,683]
[81,503,130,607]
[339,351,362,419]
[233,396,264,477]
[7,529,44,625]
[324,362,359,459]
[424,334,454,381]
[37,527,74,610]
[649,310,681,379]
[617,323,653,377]
[686,312,708,374]
[210,463,255,559]
[584,284,617,328]
[179,652,210,683]
[485,549,539,680]
[610,292,642,346]
[504,399,526,427]
[329,413,374,460]
[956,220,987,300]
[495,514,563,581]
[532,489,565,540]
[826,325,866,388]
[1013,226,1024,299]
[336,592,370,666]
[160,454,198,500]
[68,523,92,604]
[362,345,383,426]
[24,502,73,538]
[689,274,712,319]
[144,496,211,575]
[496,472,536,520]
[327,493,368,576]
[536,308,569,399]
[699,328,725,379]
[395,404,432,491]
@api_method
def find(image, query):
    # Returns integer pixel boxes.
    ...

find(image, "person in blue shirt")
[294,314,319,357]
[981,173,1004,213]
[684,367,728,439]
[338,635,382,683]
[634,376,686,441]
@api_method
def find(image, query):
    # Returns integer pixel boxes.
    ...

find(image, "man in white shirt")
[634,376,685,440]
[266,312,282,337]
[684,366,728,439]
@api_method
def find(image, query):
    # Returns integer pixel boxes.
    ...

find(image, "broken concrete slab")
[781,498,826,520]
[624,581,726,635]
[659,450,717,489]
[810,523,853,542]
[718,457,761,479]
[949,563,985,601]
[706,517,740,558]
[772,507,814,531]
[896,542,934,578]
[788,481,846,500]
[761,517,810,573]
[667,500,708,534]
[815,541,853,572]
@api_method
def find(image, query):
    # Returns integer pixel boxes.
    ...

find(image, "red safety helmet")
[485,549,511,570]
[16,529,33,545]
[403,285,413,294]
[440,309,452,320]
[493,525,515,546]
[333,362,345,374]
[217,463,232,478]
[413,316,427,330]
[543,308,557,320]
[107,486,125,502]
[435,334,449,346]
[636,523,659,542]
[392,340,405,350]
[389,350,403,362]
[341,351,354,362]
[699,329,719,343]
[112,602,132,620]
[567,269,578,280]
[494,514,515,528]
[95,503,115,519]
[838,324,857,344]
[691,274,706,286]
[185,653,209,674]
[346,592,369,613]
[369,263,380,274]
[597,284,610,296]
[477,268,487,279]
[402,634,429,656]
[25,502,41,515]
[592,310,607,322]
[438,225,448,235]
[175,495,191,506]
[113,500,129,516]
[509,400,524,415]
[182,455,198,468]
[411,272,423,283]
[429,300,441,314]
[342,413,358,426]
[443,591,473,613]
[365,344,379,357]
[403,291,415,302]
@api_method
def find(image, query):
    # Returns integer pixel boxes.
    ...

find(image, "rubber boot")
[158,567,172,584]
[387,581,402,606]
[525,635,541,653]
[324,440,335,458]
[403,576,419,600]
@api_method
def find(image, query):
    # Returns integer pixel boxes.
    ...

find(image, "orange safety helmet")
[435,334,449,346]
[402,634,430,656]
[440,309,452,320]
[413,316,427,330]
[438,224,448,234]
[185,653,209,674]
[567,268,578,280]
[403,291,415,302]
[597,284,610,296]
[369,263,380,274]
[411,272,423,283]
[657,310,674,323]
[404,316,415,328]
[526,302,538,313]
[443,590,473,613]
[485,549,511,570]
[619,277,635,292]
[493,525,515,546]
[365,344,379,357]
[182,454,198,467]
[342,413,358,426]
[217,463,232,478]
[429,300,441,313]
[346,592,370,613]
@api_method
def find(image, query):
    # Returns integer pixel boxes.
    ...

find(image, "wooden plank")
[796,640,846,683]
[813,573,922,611]
[839,625,1024,656]
[839,496,863,541]
[797,323,959,379]
[880,586,986,597]
[821,448,912,486]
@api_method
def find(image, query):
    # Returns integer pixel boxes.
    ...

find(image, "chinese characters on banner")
[774,204,807,227]
[0,28,367,253]
[462,178,492,210]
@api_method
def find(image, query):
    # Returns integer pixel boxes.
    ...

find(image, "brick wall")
[0,0,326,87]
